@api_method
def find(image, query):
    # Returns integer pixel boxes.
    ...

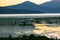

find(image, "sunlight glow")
[0,0,52,6]
[33,24,60,34]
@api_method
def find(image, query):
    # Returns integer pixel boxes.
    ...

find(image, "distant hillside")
[0,7,41,14]
[41,0,60,13]
[0,0,60,13]
[7,1,60,13]
[6,1,49,13]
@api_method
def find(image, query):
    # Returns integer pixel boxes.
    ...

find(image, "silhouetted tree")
[0,34,58,40]
[8,34,12,40]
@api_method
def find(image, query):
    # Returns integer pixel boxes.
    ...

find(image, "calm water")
[0,25,35,37]
[0,25,60,38]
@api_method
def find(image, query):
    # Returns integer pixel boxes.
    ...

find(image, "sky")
[0,0,52,7]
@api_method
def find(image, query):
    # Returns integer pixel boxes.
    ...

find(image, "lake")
[0,25,35,37]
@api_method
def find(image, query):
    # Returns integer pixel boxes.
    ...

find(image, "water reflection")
[0,26,34,37]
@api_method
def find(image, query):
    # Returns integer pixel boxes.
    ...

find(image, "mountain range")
[0,7,41,14]
[0,0,60,14]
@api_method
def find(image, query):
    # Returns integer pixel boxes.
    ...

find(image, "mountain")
[7,1,38,10]
[0,0,60,13]
[7,1,60,13]
[6,1,51,13]
[0,7,41,14]
[41,0,60,8]
[40,0,60,13]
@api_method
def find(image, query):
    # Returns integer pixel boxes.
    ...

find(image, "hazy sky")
[0,0,52,6]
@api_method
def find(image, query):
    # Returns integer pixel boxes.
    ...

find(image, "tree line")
[0,34,60,40]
